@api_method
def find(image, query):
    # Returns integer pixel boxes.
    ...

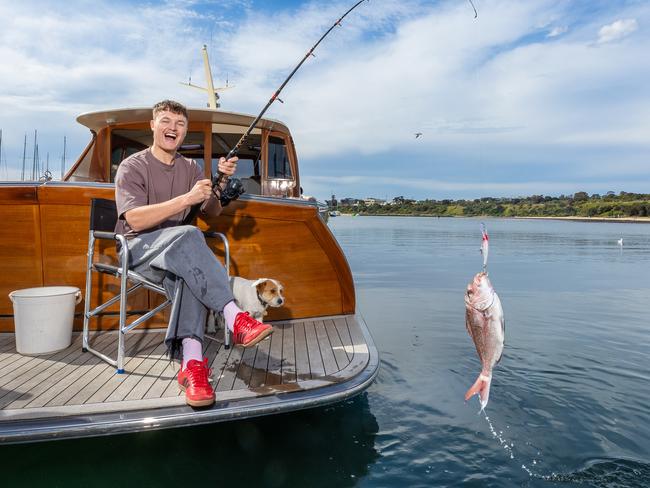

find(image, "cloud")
[597,18,638,44]
[0,0,649,201]
[547,25,568,37]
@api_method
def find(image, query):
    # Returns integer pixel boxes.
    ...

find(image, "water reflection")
[1,394,379,488]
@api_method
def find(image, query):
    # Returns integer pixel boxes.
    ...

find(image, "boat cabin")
[71,108,300,198]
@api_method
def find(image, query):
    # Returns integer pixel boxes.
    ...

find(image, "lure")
[480,223,489,272]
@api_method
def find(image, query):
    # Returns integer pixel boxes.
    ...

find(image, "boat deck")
[0,314,378,444]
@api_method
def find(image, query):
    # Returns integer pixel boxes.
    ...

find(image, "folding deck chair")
[82,198,230,373]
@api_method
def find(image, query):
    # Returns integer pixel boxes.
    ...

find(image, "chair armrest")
[91,231,130,272]
[93,230,118,240]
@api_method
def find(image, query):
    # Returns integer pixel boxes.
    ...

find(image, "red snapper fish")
[464,271,505,411]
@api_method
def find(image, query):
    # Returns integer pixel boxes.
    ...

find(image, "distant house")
[364,197,386,206]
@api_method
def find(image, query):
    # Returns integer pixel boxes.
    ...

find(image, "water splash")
[481,411,544,478]
[482,412,650,485]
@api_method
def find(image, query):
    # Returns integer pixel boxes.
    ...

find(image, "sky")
[0,0,648,201]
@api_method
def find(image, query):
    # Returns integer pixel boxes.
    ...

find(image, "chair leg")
[117,252,129,374]
[167,278,184,356]
[82,231,95,353]
[224,319,231,349]
[117,329,126,374]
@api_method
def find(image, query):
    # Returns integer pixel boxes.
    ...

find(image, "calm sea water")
[3,216,649,487]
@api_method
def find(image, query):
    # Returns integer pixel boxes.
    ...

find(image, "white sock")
[181,337,203,370]
[223,300,243,332]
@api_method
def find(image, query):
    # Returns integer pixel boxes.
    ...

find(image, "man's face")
[150,109,188,153]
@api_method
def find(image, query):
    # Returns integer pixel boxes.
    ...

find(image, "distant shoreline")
[514,215,650,224]
[337,213,650,223]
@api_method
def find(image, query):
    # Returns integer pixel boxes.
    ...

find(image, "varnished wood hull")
[0,182,355,332]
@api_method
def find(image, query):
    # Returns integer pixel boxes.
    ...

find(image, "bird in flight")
[414,132,423,139]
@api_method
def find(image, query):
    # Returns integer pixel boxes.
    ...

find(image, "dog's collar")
[256,290,269,307]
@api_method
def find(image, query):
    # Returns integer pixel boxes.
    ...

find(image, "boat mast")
[21,134,26,181]
[32,130,39,181]
[61,135,66,180]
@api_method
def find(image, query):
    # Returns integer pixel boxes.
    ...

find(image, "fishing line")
[468,0,478,19]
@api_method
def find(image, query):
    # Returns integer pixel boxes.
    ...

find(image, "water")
[2,216,649,487]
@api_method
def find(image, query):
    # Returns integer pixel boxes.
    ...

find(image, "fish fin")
[465,373,492,410]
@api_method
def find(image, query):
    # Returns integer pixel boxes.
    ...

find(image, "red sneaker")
[233,312,273,347]
[177,358,215,407]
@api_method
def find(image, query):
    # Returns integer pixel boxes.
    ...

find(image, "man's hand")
[186,179,213,205]
[218,156,239,176]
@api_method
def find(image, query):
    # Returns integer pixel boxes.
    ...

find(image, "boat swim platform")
[0,314,379,444]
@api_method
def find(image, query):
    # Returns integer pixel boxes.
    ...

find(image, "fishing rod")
[187,0,369,222]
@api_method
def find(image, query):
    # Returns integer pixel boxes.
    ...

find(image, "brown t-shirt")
[114,148,211,238]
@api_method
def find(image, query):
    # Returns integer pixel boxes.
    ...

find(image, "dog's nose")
[278,298,284,305]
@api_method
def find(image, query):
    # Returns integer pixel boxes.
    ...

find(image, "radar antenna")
[179,45,234,109]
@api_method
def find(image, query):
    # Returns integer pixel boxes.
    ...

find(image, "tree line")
[337,192,650,218]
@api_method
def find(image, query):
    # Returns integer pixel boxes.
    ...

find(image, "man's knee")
[176,225,205,242]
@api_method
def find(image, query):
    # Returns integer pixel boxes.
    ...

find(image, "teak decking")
[0,314,378,444]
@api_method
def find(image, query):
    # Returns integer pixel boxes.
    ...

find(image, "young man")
[114,99,273,407]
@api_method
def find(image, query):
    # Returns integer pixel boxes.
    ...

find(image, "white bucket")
[9,286,82,355]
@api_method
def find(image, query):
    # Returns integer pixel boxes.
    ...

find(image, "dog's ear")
[251,278,269,288]
[253,279,270,294]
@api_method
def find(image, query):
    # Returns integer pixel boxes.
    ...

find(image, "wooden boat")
[0,106,378,444]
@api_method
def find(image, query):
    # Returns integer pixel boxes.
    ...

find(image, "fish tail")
[465,373,492,410]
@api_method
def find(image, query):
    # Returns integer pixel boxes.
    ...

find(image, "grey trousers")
[125,225,234,356]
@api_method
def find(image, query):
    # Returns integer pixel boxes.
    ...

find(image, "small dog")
[207,277,285,333]
[231,277,285,319]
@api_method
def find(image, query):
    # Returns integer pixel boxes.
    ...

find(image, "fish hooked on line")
[464,225,504,411]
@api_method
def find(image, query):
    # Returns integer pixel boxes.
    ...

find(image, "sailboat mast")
[32,130,38,180]
[61,135,66,180]
[21,134,26,181]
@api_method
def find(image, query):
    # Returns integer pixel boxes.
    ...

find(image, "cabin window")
[267,136,292,179]
[67,138,97,182]
[211,132,262,195]
[264,135,296,197]
[109,129,205,182]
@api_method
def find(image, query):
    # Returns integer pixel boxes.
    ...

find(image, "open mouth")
[164,132,177,143]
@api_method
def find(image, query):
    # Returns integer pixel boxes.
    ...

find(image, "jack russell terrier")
[207,277,285,333]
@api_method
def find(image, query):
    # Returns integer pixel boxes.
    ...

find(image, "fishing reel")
[217,176,245,206]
